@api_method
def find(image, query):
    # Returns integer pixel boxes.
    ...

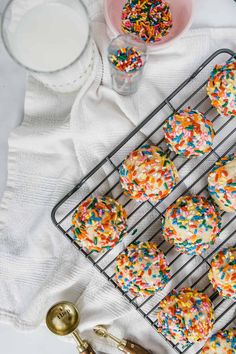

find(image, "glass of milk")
[1,0,90,73]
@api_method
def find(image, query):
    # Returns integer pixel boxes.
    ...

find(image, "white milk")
[10,2,89,72]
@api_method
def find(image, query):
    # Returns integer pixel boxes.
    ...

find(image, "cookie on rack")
[207,57,236,118]
[208,154,236,213]
[119,144,179,202]
[72,196,127,252]
[208,247,236,301]
[163,108,215,158]
[162,195,221,255]
[201,329,236,353]
[115,241,171,296]
[156,287,214,346]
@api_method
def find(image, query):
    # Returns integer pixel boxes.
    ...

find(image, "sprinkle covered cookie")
[201,329,236,353]
[115,241,171,296]
[162,195,221,255]
[119,144,179,202]
[121,0,173,43]
[207,58,236,118]
[156,287,214,345]
[208,154,236,213]
[72,196,127,252]
[209,248,236,301]
[163,108,215,158]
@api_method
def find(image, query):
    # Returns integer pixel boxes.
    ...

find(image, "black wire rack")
[51,49,236,353]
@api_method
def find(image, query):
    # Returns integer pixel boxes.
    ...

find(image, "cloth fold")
[0,1,236,352]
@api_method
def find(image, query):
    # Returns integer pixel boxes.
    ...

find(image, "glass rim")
[109,33,148,52]
[108,34,147,74]
[1,0,91,74]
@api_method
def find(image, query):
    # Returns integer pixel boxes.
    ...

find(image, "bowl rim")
[104,0,195,52]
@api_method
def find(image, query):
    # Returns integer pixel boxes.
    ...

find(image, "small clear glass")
[108,34,147,96]
[1,0,90,73]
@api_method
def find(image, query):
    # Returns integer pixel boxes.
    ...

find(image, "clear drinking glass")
[108,34,147,96]
[1,0,90,73]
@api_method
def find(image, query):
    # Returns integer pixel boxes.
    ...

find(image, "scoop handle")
[78,343,96,354]
[119,340,151,354]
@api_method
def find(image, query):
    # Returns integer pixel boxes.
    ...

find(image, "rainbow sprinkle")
[162,195,222,255]
[109,46,144,73]
[121,0,173,43]
[115,241,171,296]
[201,329,236,353]
[209,247,236,301]
[208,154,236,213]
[163,108,215,158]
[72,196,127,252]
[207,57,236,118]
[156,288,215,346]
[119,144,179,202]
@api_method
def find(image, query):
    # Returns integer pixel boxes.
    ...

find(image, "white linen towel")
[0,1,236,353]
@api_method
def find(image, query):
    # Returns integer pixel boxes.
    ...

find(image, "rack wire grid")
[52,48,236,353]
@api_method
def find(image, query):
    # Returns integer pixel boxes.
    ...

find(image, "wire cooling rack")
[52,49,236,353]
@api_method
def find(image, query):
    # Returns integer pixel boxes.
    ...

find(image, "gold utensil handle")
[79,343,96,354]
[120,340,151,354]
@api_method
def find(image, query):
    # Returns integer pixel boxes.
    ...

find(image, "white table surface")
[0,0,235,353]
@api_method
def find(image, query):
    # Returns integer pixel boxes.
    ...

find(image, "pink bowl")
[104,0,194,51]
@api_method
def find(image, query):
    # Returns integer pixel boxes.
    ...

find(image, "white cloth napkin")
[0,1,236,353]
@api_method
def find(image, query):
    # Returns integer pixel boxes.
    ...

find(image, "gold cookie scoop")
[46,301,96,354]
[93,325,151,354]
